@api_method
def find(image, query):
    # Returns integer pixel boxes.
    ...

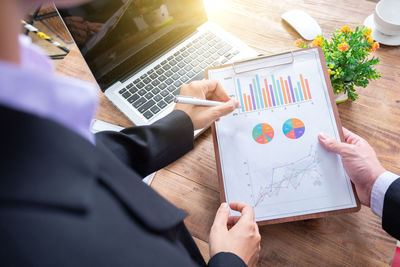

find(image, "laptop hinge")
[105,81,123,92]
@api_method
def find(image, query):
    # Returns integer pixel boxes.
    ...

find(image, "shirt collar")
[0,35,98,144]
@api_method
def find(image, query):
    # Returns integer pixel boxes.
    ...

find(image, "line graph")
[253,145,322,207]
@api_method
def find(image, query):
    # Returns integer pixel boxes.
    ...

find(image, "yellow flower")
[312,37,323,47]
[328,69,334,76]
[338,42,349,52]
[370,41,380,52]
[341,26,351,33]
[295,39,304,47]
[365,27,372,37]
[367,36,374,43]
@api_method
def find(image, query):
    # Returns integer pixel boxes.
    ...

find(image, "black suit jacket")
[383,178,400,240]
[0,105,245,267]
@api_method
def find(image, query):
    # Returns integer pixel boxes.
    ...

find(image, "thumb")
[212,203,230,230]
[209,99,239,120]
[318,132,349,155]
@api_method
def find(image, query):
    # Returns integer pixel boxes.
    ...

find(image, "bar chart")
[236,73,312,113]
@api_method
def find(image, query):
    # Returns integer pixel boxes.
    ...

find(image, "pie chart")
[283,118,305,139]
[252,123,274,144]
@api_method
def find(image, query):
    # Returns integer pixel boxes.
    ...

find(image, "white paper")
[208,49,357,222]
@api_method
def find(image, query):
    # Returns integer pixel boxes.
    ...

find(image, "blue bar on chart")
[255,75,264,109]
[237,79,245,112]
[236,73,312,112]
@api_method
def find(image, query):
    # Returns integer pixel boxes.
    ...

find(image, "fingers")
[318,132,350,155]
[227,216,241,227]
[208,99,239,120]
[211,203,230,231]
[87,22,103,32]
[182,80,232,103]
[208,81,231,102]
[342,127,353,140]
[229,202,255,223]
[254,222,260,235]
[65,16,84,22]
[70,21,88,31]
[191,80,230,102]
[342,127,363,145]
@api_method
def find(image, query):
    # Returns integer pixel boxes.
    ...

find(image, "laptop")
[57,0,257,129]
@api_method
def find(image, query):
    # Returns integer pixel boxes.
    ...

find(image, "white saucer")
[364,14,400,46]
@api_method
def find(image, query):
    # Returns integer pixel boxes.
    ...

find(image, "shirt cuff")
[371,171,399,217]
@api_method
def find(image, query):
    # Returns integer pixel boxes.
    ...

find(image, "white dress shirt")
[0,35,98,144]
[371,171,399,217]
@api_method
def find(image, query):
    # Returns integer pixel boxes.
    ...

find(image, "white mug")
[374,0,400,36]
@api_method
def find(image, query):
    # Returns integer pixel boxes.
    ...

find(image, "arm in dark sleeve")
[208,252,247,267]
[382,178,400,240]
[95,110,194,177]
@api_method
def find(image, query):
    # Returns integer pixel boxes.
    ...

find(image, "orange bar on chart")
[243,93,249,111]
[300,74,308,100]
[284,80,292,103]
[261,88,268,107]
[247,95,252,111]
[305,78,312,99]
[280,77,288,104]
[264,78,272,107]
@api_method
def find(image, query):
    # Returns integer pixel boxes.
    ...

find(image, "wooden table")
[56,0,400,265]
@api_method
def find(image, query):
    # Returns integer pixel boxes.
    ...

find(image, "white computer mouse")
[281,10,322,40]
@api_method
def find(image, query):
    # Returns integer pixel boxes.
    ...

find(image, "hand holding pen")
[174,80,239,130]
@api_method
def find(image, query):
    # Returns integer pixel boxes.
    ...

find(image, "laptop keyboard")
[118,31,239,120]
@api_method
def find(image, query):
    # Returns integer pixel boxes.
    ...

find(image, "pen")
[21,20,70,54]
[174,95,224,106]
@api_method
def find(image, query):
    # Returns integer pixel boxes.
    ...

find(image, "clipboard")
[206,47,361,225]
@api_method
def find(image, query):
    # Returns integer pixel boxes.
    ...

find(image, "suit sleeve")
[382,178,400,240]
[208,252,247,267]
[95,110,194,177]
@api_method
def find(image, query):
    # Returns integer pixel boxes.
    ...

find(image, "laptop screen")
[58,0,207,91]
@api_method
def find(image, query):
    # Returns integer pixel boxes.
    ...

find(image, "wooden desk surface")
[56,0,400,265]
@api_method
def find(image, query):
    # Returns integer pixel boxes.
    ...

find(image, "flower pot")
[335,92,349,104]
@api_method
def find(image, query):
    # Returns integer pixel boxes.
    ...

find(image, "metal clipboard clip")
[232,50,295,74]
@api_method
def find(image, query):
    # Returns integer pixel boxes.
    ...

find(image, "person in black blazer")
[0,70,261,267]
[0,0,262,265]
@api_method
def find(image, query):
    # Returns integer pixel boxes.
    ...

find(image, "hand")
[318,128,386,206]
[174,80,239,130]
[209,202,261,267]
[64,16,103,45]
[86,21,103,33]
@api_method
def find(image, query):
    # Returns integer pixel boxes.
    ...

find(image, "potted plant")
[295,26,381,103]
